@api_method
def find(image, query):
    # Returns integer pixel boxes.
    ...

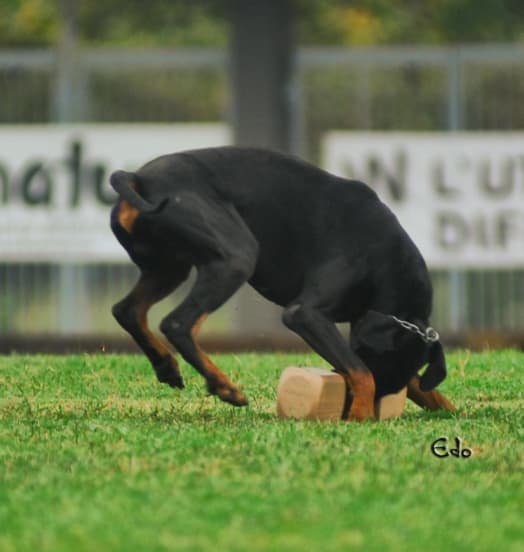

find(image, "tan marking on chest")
[118,200,140,233]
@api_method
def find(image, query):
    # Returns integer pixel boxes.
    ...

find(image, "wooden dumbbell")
[276,366,407,421]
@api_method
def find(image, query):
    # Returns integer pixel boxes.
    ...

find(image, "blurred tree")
[0,0,228,47]
[1,0,524,47]
[0,0,59,46]
[295,0,524,45]
[78,0,228,46]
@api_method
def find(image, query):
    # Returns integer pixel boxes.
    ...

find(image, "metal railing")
[1,44,524,346]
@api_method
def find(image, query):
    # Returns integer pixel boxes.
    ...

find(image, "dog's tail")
[110,170,167,213]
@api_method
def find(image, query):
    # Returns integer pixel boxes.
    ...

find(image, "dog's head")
[350,310,446,397]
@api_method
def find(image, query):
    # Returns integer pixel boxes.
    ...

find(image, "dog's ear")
[351,310,399,353]
[419,341,447,391]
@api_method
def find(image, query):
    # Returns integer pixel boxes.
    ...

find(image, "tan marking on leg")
[187,313,247,406]
[136,306,172,359]
[407,375,456,411]
[114,271,187,388]
[155,314,244,405]
[341,370,376,422]
[196,348,248,406]
[132,294,181,377]
[118,200,140,233]
[191,314,208,339]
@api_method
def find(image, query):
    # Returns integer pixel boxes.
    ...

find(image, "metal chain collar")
[389,315,440,343]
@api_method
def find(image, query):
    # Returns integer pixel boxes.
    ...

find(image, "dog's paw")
[209,383,249,407]
[346,402,376,422]
[155,357,185,389]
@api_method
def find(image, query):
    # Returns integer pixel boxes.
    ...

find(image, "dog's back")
[133,146,429,318]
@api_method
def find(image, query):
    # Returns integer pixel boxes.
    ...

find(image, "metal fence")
[1,44,524,347]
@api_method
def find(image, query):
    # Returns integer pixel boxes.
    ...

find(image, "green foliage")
[296,0,524,44]
[0,0,229,47]
[0,0,59,46]
[0,351,523,551]
[78,0,228,47]
[2,0,524,47]
[89,68,227,122]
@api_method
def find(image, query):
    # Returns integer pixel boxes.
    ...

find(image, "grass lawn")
[0,350,523,551]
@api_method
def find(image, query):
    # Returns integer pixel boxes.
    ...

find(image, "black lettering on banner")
[366,150,407,202]
[436,212,468,251]
[436,211,523,252]
[21,162,52,206]
[473,215,490,249]
[432,160,460,198]
[341,151,407,203]
[496,210,520,248]
[479,158,514,198]
[0,138,119,208]
[66,140,82,208]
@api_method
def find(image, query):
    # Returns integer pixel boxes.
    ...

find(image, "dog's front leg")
[282,303,376,421]
[340,370,376,421]
[151,191,259,406]
[160,259,253,407]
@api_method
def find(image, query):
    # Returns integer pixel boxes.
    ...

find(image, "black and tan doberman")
[110,146,455,421]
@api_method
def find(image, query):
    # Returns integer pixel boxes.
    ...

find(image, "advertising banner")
[323,132,524,268]
[0,124,230,262]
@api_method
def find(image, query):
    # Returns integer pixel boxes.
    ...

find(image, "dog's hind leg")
[407,375,456,411]
[282,285,376,421]
[112,267,190,388]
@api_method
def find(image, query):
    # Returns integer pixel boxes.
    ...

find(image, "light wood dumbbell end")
[276,367,407,421]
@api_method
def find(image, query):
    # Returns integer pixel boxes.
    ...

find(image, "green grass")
[0,350,523,552]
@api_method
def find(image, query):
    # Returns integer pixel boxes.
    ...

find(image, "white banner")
[323,132,524,268]
[0,124,231,262]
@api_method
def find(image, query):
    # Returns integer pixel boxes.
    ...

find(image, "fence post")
[51,0,88,122]
[53,0,89,334]
[447,47,465,332]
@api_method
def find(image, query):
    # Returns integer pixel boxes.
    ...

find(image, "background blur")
[2,0,524,352]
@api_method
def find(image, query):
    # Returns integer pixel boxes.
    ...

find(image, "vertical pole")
[229,0,294,336]
[52,0,81,122]
[289,54,305,157]
[447,48,463,131]
[230,0,293,152]
[447,48,464,332]
[53,0,88,334]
